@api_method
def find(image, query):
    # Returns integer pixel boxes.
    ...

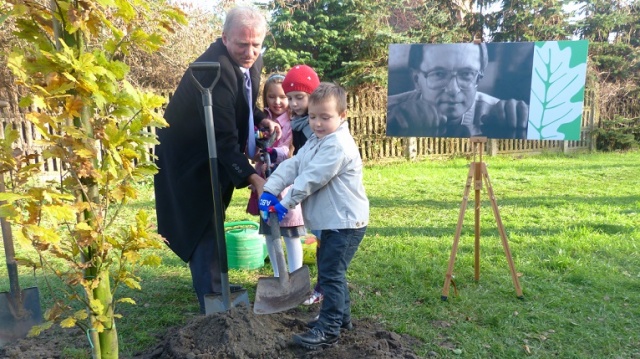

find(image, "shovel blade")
[204,289,250,315]
[0,287,43,348]
[253,265,311,315]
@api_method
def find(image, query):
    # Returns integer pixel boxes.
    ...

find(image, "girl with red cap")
[282,65,321,155]
[257,65,320,279]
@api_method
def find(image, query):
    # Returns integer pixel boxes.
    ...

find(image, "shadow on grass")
[485,160,640,173]
[365,221,636,240]
[368,194,640,210]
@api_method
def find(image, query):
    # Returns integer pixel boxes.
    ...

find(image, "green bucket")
[224,221,267,270]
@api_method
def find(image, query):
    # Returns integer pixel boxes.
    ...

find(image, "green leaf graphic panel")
[527,40,588,141]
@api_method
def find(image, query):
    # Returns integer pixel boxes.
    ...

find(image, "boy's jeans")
[315,226,367,336]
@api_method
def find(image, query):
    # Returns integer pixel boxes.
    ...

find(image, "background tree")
[483,0,574,41]
[574,0,639,81]
[1,0,185,358]
[572,0,640,149]
[124,0,230,89]
[264,0,468,90]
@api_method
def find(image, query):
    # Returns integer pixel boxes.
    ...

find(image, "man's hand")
[481,99,528,139]
[248,174,265,198]
[388,100,447,137]
[259,118,282,141]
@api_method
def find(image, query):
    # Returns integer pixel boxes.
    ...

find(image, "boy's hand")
[259,192,279,221]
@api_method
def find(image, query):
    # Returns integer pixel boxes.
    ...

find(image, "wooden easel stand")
[441,137,523,300]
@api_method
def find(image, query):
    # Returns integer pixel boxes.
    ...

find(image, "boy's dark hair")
[309,82,347,114]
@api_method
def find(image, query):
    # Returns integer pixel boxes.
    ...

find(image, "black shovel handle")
[188,62,232,308]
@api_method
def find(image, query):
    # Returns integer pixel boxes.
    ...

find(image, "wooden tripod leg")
[442,163,475,301]
[481,163,524,298]
[474,156,482,282]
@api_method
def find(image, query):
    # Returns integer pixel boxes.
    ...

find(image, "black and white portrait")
[387,42,534,139]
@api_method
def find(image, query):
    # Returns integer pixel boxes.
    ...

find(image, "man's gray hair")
[223,6,268,34]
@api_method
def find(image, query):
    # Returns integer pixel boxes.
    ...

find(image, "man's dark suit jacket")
[154,38,265,262]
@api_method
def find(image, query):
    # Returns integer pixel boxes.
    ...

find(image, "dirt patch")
[0,305,425,359]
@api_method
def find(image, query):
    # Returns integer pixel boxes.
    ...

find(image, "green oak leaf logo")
[527,41,588,140]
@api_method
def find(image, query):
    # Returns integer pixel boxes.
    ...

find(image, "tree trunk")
[95,270,118,358]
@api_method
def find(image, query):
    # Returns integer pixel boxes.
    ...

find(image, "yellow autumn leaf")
[30,95,47,111]
[75,222,92,231]
[123,277,141,290]
[0,192,29,203]
[75,148,96,159]
[110,186,125,202]
[117,297,136,305]
[74,309,88,320]
[25,112,54,127]
[64,96,84,118]
[28,321,54,337]
[25,224,61,244]
[46,192,76,201]
[7,52,27,81]
[142,254,162,267]
[94,321,105,333]
[14,230,31,248]
[120,148,139,160]
[141,92,166,109]
[60,71,78,83]
[123,250,141,263]
[90,299,105,314]
[60,316,77,328]
[42,204,75,222]
[123,185,137,199]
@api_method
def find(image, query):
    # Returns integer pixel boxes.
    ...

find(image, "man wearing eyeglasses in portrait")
[387,42,530,139]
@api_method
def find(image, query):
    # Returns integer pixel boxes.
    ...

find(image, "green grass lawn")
[2,150,639,358]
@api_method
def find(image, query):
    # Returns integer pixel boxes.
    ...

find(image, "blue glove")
[273,202,288,222]
[258,192,289,222]
[258,192,279,222]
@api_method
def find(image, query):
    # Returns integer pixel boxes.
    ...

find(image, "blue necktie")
[244,71,256,158]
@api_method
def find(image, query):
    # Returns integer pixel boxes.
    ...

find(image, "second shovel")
[253,211,310,314]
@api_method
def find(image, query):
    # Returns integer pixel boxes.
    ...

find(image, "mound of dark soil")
[1,305,425,359]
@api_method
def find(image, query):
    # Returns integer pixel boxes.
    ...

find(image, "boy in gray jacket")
[259,82,369,349]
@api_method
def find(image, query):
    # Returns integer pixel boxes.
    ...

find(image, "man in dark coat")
[154,6,279,313]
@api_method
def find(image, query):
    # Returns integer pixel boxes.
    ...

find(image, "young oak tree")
[1,0,185,358]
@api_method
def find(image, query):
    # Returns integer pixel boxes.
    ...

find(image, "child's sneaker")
[303,290,323,305]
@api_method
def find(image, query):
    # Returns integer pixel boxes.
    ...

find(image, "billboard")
[387,41,589,140]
